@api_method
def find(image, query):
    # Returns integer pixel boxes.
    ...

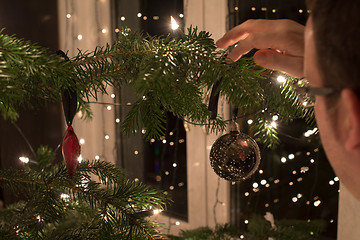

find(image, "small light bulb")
[252,182,259,188]
[79,138,85,145]
[260,179,267,185]
[288,154,295,160]
[77,34,83,40]
[173,163,177,167]
[19,156,30,163]
[153,209,162,215]
[277,75,286,83]
[78,154,83,163]
[334,176,339,181]
[137,13,142,18]
[105,135,110,140]
[111,94,116,98]
[121,16,126,21]
[66,13,71,19]
[272,115,279,121]
[329,180,335,185]
[281,157,287,163]
[107,106,112,110]
[175,221,180,226]
[247,119,253,125]
[102,28,107,34]
[244,220,249,224]
[314,200,321,207]
[115,118,120,123]
[271,121,277,128]
[171,16,179,30]
[95,155,100,160]
[179,13,184,18]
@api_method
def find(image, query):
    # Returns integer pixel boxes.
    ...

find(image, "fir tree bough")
[0,146,168,239]
[0,27,313,147]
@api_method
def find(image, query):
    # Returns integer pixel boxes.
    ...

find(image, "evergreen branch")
[0,155,168,239]
[0,27,314,147]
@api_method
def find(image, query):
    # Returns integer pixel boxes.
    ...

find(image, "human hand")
[216,19,305,78]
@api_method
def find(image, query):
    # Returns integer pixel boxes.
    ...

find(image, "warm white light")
[259,169,263,174]
[314,200,321,207]
[107,106,112,110]
[310,159,315,163]
[60,193,70,200]
[240,235,244,239]
[272,115,279,121]
[111,94,116,98]
[162,139,167,144]
[271,121,277,128]
[244,220,249,224]
[105,135,110,140]
[137,13,142,18]
[281,157,287,163]
[252,182,259,188]
[247,119,253,125]
[277,75,286,83]
[79,138,85,145]
[179,13,184,18]
[19,156,29,163]
[260,179,267,185]
[244,192,249,196]
[116,118,120,123]
[173,163,177,167]
[102,28,107,34]
[334,177,339,182]
[153,209,162,215]
[329,180,335,185]
[171,16,179,30]
[288,154,295,160]
[134,150,139,155]
[95,155,100,160]
[251,7,256,11]
[299,9,304,13]
[121,16,126,21]
[77,34,83,40]
[175,221,180,226]
[297,193,303,198]
[292,197,298,202]
[78,155,83,163]
[66,13,71,19]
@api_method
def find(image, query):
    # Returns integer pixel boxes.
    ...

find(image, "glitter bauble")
[210,131,261,181]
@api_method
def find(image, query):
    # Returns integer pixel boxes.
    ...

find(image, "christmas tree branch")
[0,146,167,239]
[0,27,313,146]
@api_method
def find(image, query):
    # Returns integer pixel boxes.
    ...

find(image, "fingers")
[254,49,304,77]
[216,19,281,48]
[216,19,305,77]
[226,30,304,62]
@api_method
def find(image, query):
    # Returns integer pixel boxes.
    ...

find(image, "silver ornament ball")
[210,131,261,181]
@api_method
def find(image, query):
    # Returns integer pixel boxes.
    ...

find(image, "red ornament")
[62,125,81,178]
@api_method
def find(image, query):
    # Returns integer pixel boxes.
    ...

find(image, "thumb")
[254,49,304,78]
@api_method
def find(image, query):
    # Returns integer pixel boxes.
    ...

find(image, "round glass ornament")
[210,131,261,181]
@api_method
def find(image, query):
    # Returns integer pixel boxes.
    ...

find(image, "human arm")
[216,19,305,78]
